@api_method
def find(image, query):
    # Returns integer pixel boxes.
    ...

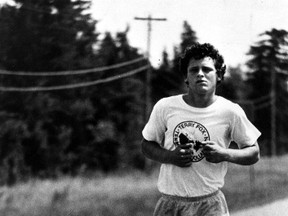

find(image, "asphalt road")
[231,197,288,216]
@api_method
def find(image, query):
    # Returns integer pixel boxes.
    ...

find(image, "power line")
[253,95,271,104]
[277,70,288,76]
[0,57,146,76]
[0,65,149,92]
[254,100,271,110]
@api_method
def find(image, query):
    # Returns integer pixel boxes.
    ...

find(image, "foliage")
[179,21,198,55]
[0,0,97,71]
[0,0,147,184]
[245,28,288,155]
[216,65,245,101]
[92,28,147,170]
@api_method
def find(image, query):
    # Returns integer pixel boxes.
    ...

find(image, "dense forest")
[0,0,287,185]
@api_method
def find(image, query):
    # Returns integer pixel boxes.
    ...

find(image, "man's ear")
[216,64,226,83]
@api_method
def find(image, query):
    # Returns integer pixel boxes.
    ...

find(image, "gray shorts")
[153,190,229,216]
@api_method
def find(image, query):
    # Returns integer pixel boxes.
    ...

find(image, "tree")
[245,28,288,155]
[0,0,101,179]
[151,50,174,102]
[75,26,147,172]
[152,21,198,103]
[0,115,28,185]
[172,21,198,93]
[216,65,245,101]
[179,21,198,55]
[0,0,97,71]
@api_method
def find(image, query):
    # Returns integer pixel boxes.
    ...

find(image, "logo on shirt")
[173,121,210,162]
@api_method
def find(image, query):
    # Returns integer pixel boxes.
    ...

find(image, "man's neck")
[183,93,217,108]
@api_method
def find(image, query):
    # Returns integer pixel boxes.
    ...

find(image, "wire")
[253,95,271,104]
[277,70,288,76]
[254,100,271,110]
[234,100,254,105]
[0,57,146,76]
[0,65,149,92]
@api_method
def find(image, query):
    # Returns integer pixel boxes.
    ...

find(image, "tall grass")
[0,171,160,216]
[0,155,288,216]
[224,154,288,211]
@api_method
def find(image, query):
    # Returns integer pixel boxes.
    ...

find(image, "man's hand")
[201,141,260,165]
[169,144,193,167]
[202,141,228,163]
[142,139,193,167]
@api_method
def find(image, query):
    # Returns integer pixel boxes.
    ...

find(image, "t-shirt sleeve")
[142,99,167,145]
[231,105,261,148]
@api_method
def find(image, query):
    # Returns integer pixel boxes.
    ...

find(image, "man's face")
[186,57,218,95]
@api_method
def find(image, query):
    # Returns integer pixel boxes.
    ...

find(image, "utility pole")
[134,15,167,121]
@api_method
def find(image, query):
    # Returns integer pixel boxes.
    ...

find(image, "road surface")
[231,197,288,216]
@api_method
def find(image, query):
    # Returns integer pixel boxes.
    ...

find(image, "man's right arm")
[141,139,193,167]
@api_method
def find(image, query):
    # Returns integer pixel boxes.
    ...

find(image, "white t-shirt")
[142,94,261,197]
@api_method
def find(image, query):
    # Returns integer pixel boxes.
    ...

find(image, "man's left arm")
[202,141,260,165]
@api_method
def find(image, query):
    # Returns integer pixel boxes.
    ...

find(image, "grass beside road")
[0,155,288,216]
[224,154,288,211]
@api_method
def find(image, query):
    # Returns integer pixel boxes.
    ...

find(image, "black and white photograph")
[0,0,287,215]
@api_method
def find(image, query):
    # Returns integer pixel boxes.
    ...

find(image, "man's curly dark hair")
[179,43,226,83]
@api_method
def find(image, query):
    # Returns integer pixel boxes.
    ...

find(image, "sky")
[1,0,287,68]
[90,0,288,67]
